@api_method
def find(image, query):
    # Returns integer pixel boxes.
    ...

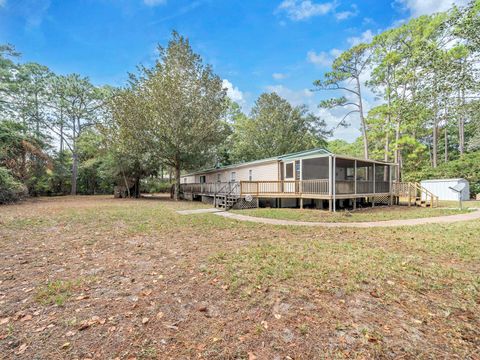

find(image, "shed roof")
[421,178,468,183]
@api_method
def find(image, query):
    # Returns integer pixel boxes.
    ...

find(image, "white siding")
[420,179,470,201]
[180,161,280,183]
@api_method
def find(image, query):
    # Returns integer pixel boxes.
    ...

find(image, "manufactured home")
[179,148,438,211]
[182,149,386,210]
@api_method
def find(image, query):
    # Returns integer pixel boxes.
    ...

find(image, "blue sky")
[0,0,467,141]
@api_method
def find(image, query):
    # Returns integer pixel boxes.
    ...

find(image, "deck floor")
[186,192,392,200]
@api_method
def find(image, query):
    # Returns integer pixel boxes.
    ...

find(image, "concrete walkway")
[177,208,223,215]
[214,208,480,228]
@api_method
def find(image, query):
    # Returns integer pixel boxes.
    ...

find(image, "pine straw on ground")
[0,196,479,359]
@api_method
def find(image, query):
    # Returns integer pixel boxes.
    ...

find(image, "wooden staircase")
[393,182,439,208]
[214,183,240,210]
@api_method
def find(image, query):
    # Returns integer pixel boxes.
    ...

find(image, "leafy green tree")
[230,92,329,162]
[44,74,109,195]
[0,120,50,194]
[0,44,20,114]
[313,44,371,158]
[110,32,228,199]
[327,138,363,157]
[0,166,27,204]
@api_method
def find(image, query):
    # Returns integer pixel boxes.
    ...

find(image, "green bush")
[403,151,480,197]
[140,177,173,193]
[0,167,27,204]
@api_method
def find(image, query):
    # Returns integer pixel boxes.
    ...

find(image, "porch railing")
[179,182,240,196]
[240,179,329,196]
[181,179,391,197]
[335,180,390,194]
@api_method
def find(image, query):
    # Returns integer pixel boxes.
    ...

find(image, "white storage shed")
[420,178,470,201]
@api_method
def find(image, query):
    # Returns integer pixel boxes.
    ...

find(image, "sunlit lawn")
[233,205,473,222]
[0,195,478,359]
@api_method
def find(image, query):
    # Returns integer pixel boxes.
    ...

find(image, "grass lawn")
[1,196,479,359]
[438,199,480,208]
[233,205,473,223]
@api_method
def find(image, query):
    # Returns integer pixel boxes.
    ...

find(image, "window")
[199,175,206,183]
[230,172,236,182]
[285,162,294,179]
[217,173,221,182]
[183,178,187,183]
[249,169,253,181]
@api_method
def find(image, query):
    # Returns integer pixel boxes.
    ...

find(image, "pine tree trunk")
[71,152,78,195]
[356,76,369,159]
[459,89,465,155]
[444,125,448,163]
[71,120,78,195]
[60,108,64,152]
[394,118,401,181]
[432,119,438,168]
[134,177,140,198]
[174,164,181,201]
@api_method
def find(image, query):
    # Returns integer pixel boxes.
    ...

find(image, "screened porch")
[239,155,393,199]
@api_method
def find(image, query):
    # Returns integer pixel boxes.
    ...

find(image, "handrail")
[392,181,439,207]
[240,179,329,196]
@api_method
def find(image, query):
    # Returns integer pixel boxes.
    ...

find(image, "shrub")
[0,166,27,204]
[140,177,173,193]
[403,151,480,197]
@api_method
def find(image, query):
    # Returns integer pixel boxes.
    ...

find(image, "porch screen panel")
[356,161,374,194]
[302,157,329,180]
[335,158,355,194]
[375,164,390,193]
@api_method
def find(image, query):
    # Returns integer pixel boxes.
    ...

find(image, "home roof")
[182,148,332,177]
[181,147,395,177]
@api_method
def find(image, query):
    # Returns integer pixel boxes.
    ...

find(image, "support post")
[408,184,412,207]
[328,156,333,212]
[354,159,357,196]
[333,156,336,212]
[300,198,303,209]
[389,165,393,205]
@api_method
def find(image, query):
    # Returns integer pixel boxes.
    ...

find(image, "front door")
[295,160,301,192]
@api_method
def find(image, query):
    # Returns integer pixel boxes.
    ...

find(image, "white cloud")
[307,51,331,67]
[307,48,342,67]
[272,73,288,80]
[0,0,6,8]
[222,79,245,105]
[346,29,374,46]
[144,0,167,6]
[265,84,314,106]
[395,0,468,17]
[335,4,358,20]
[21,0,51,29]
[277,0,337,21]
[261,83,378,142]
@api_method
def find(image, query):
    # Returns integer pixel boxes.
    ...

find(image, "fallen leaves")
[16,343,28,355]
[78,316,106,330]
[20,314,32,322]
[142,317,149,324]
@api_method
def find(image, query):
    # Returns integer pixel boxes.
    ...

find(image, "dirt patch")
[0,196,479,359]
